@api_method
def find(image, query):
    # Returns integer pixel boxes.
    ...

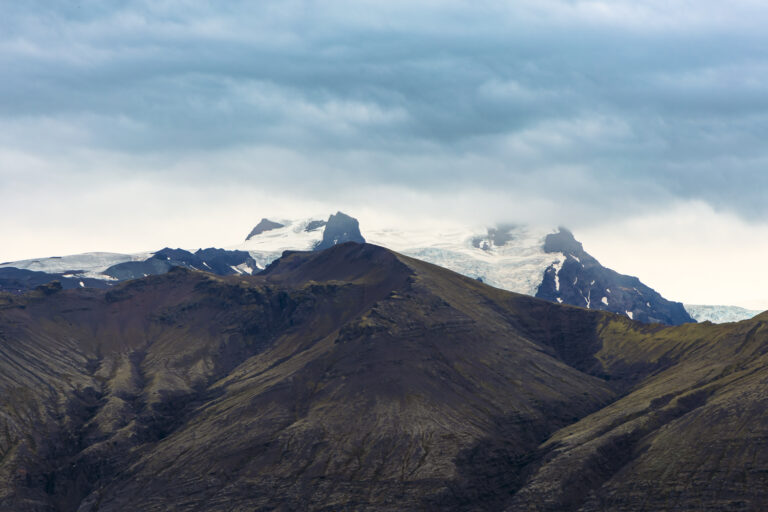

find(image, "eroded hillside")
[0,243,765,511]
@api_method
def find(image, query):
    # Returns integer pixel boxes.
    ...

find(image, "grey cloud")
[2,0,768,222]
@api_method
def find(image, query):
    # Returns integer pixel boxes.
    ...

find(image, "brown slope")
[0,243,616,511]
[3,243,767,511]
[509,314,768,511]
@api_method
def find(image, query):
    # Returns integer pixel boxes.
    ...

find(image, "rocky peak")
[304,220,327,232]
[472,224,517,251]
[246,218,285,240]
[543,228,587,258]
[314,212,366,251]
[537,227,694,325]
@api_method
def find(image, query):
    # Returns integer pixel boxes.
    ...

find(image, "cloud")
[2,1,768,266]
[577,201,768,309]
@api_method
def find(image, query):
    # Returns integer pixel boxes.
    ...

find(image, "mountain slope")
[1,243,768,510]
[509,313,768,511]
[0,267,112,293]
[536,229,693,325]
[0,243,618,511]
[103,247,257,280]
[0,252,143,276]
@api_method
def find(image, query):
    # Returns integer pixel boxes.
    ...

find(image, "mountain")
[245,218,285,240]
[0,243,614,510]
[0,248,259,289]
[685,304,762,323]
[314,211,365,250]
[0,212,365,291]
[240,216,693,325]
[0,213,694,325]
[535,229,693,325]
[0,267,112,293]
[0,252,144,279]
[509,310,768,511]
[238,211,366,267]
[103,248,257,280]
[0,242,767,510]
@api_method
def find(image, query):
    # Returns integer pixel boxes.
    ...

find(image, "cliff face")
[0,243,765,511]
[536,228,694,325]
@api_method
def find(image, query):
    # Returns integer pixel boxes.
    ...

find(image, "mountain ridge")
[2,212,753,325]
[1,242,768,509]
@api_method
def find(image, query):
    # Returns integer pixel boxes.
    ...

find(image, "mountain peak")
[246,218,285,240]
[536,227,693,324]
[314,211,365,251]
[543,227,585,257]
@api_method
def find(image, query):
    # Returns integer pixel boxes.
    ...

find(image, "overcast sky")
[2,0,768,308]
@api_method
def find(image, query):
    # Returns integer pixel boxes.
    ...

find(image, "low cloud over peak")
[2,1,768,288]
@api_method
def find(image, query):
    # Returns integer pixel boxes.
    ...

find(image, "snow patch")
[626,311,634,320]
[236,262,255,275]
[233,218,326,269]
[551,258,565,292]
[601,296,609,305]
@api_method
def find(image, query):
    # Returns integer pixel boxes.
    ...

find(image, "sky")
[1,0,768,309]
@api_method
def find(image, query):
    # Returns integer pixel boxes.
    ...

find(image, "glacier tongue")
[367,225,561,296]
[0,252,151,279]
[684,304,761,323]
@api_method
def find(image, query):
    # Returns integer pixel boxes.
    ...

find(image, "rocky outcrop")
[313,211,365,251]
[104,248,257,280]
[246,218,284,240]
[0,267,111,293]
[536,228,694,325]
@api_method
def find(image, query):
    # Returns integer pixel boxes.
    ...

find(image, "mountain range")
[0,212,760,324]
[1,242,767,510]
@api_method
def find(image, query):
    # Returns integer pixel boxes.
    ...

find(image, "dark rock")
[103,257,174,280]
[35,280,63,295]
[0,267,111,293]
[488,224,517,247]
[246,218,284,240]
[304,220,327,232]
[194,248,257,275]
[536,228,694,325]
[104,248,258,281]
[314,211,365,251]
[472,224,517,250]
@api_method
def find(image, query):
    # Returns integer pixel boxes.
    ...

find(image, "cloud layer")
[2,1,768,307]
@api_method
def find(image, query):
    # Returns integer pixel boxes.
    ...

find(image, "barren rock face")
[314,211,366,251]
[537,228,694,325]
[0,243,765,511]
[246,218,285,240]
